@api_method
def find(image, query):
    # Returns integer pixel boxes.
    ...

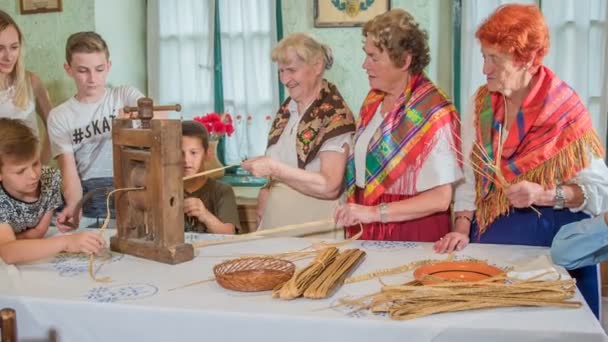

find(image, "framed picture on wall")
[19,0,63,15]
[314,0,391,27]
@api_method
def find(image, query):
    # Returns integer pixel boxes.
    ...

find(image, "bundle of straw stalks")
[273,247,366,300]
[338,274,581,320]
[273,247,340,300]
[304,249,366,299]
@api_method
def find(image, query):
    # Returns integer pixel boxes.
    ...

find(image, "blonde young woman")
[241,33,355,236]
[0,10,52,164]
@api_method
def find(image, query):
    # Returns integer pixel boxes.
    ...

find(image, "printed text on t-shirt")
[72,116,112,144]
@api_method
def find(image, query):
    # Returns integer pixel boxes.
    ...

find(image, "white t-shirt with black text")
[48,86,144,181]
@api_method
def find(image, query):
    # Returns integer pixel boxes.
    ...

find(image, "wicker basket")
[213,257,295,292]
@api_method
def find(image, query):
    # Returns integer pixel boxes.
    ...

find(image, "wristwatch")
[554,185,566,210]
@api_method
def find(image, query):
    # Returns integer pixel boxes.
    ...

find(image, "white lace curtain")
[460,0,608,146]
[147,0,215,118]
[219,0,279,164]
[147,0,279,164]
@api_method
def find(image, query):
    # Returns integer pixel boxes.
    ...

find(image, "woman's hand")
[433,232,470,254]
[334,203,378,227]
[241,156,279,178]
[505,180,544,208]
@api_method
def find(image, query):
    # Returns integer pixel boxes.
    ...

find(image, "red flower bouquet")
[194,113,235,140]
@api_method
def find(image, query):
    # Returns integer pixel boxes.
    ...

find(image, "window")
[147,0,215,116]
[219,0,279,163]
[147,0,279,163]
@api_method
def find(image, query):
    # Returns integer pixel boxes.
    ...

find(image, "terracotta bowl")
[414,261,504,285]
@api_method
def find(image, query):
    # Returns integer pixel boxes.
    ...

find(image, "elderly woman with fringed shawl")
[334,9,463,243]
[242,33,355,237]
[434,4,608,319]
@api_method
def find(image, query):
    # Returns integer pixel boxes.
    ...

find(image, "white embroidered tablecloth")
[1,229,606,342]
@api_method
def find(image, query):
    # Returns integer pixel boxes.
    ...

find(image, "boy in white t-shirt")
[48,32,144,231]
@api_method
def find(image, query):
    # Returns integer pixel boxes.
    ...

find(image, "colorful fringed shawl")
[267,80,355,169]
[345,73,459,204]
[473,66,605,233]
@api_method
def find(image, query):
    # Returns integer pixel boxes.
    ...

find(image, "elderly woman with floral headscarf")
[434,4,608,318]
[334,9,462,242]
[242,33,355,237]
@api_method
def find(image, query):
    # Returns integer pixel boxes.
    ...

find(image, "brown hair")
[0,10,30,110]
[363,9,430,74]
[0,118,39,169]
[182,120,209,152]
[65,31,110,64]
[271,33,333,70]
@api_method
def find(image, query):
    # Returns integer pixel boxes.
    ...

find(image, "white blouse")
[454,98,608,215]
[0,85,38,136]
[354,105,463,195]
[265,99,353,172]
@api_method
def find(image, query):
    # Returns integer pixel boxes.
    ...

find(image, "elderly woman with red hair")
[434,4,608,318]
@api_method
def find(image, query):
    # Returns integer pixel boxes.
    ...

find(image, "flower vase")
[204,140,225,179]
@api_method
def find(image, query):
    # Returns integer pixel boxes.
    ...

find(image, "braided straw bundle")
[304,249,366,299]
[344,253,460,284]
[273,247,339,300]
[338,275,581,320]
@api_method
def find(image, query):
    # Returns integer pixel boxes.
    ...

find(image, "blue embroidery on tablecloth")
[361,240,420,251]
[51,251,124,277]
[84,283,158,303]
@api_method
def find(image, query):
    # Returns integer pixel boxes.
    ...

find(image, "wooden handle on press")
[123,104,182,113]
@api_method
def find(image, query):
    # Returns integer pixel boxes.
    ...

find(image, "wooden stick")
[123,104,181,113]
[451,129,542,217]
[191,218,336,248]
[449,126,505,185]
[167,277,215,292]
[183,164,238,181]
[451,143,502,185]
